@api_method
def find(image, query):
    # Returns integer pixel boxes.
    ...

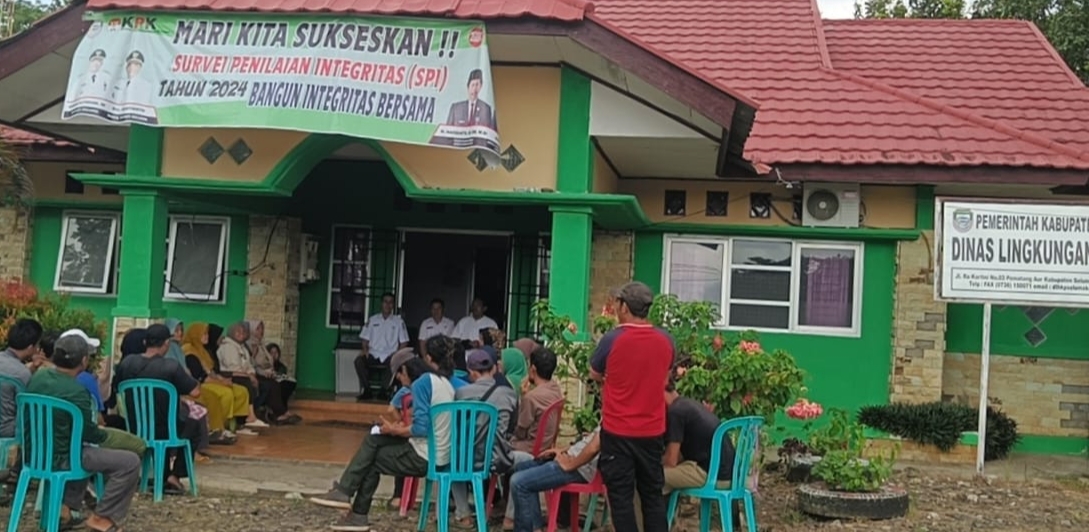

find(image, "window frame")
[326,224,373,328]
[53,210,121,295]
[164,215,230,302]
[662,234,864,337]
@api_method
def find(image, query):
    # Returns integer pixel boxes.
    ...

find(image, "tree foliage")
[854,0,1089,84]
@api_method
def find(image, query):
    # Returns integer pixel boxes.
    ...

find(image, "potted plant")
[793,407,908,520]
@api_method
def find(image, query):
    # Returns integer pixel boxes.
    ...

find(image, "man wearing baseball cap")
[449,348,519,527]
[26,333,141,532]
[114,324,202,494]
[590,281,675,532]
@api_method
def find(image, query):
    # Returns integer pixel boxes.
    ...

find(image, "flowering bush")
[532,300,616,434]
[654,294,806,423]
[0,279,108,369]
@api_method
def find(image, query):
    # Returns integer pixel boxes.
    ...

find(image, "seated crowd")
[308,329,737,532]
[0,316,300,531]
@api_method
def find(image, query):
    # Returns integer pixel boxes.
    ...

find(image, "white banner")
[935,199,1089,306]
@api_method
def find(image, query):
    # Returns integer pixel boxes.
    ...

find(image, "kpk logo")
[105,15,159,32]
[952,208,974,233]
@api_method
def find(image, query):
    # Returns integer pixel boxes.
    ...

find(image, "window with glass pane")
[727,239,792,329]
[667,241,724,307]
[165,217,228,301]
[797,246,857,329]
[328,226,371,327]
[55,212,119,294]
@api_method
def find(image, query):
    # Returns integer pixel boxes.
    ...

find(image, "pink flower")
[742,393,754,406]
[703,401,715,413]
[675,366,688,377]
[601,305,616,317]
[739,341,761,355]
[785,398,823,420]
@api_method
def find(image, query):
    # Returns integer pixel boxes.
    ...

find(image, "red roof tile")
[822,19,1089,148]
[591,0,1089,170]
[85,0,592,21]
[0,125,74,147]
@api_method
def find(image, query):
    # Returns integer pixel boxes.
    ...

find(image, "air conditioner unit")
[299,233,321,284]
[802,183,861,228]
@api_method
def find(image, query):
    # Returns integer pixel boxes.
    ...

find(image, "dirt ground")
[1,468,1088,531]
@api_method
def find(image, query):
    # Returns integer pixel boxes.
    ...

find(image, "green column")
[114,125,167,318]
[113,190,168,318]
[548,206,593,333]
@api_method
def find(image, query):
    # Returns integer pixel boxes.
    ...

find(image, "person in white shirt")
[356,292,409,401]
[417,298,455,355]
[452,297,499,349]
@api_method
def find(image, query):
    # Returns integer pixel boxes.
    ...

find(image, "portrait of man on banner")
[445,69,495,130]
[429,68,501,154]
[110,50,159,124]
[75,49,112,101]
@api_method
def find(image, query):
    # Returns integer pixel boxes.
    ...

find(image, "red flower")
[712,334,724,351]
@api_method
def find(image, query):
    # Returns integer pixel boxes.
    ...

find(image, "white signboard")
[935,198,1089,307]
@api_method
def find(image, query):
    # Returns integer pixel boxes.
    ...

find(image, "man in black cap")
[112,50,154,109]
[590,281,675,532]
[76,48,110,100]
[26,333,141,532]
[113,324,201,494]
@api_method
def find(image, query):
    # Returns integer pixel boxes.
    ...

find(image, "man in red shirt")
[590,281,674,532]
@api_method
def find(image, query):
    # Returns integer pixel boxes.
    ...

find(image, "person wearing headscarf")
[245,319,299,425]
[163,318,188,368]
[500,347,528,396]
[205,323,226,362]
[182,322,263,437]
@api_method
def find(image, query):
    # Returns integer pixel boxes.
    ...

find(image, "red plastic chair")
[484,399,565,516]
[545,471,609,532]
[398,394,419,517]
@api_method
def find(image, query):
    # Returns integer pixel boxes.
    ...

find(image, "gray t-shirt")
[455,376,519,472]
[566,426,602,481]
[0,349,32,438]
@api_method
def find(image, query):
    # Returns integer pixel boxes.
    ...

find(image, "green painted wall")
[290,160,551,392]
[946,304,1089,360]
[632,231,897,419]
[29,207,250,354]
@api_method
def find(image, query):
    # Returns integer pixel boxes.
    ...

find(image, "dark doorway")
[399,231,511,343]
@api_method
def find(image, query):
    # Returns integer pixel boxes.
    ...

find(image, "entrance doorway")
[399,230,511,344]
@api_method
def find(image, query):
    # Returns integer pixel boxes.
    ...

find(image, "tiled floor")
[206,394,390,465]
[208,423,364,465]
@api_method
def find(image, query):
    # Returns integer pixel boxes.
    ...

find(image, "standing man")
[417,298,454,356]
[356,292,409,401]
[452,297,498,350]
[590,281,674,532]
[0,318,44,440]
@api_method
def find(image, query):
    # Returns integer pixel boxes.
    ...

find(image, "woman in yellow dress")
[182,322,263,437]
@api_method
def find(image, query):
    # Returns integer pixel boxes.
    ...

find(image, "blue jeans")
[509,458,586,532]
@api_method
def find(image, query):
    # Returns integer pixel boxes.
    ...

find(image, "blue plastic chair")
[0,375,26,468]
[8,393,101,532]
[117,379,198,502]
[666,416,763,532]
[416,400,499,532]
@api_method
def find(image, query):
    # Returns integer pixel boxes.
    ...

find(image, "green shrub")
[857,402,1020,460]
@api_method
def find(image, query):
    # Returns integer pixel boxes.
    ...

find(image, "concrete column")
[244,215,303,376]
[0,206,32,280]
[889,231,947,403]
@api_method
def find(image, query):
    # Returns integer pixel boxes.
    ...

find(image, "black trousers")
[353,355,387,395]
[599,430,668,532]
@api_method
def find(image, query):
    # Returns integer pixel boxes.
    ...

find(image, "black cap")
[90,49,106,60]
[53,335,90,369]
[126,50,144,64]
[145,324,172,345]
[610,281,655,316]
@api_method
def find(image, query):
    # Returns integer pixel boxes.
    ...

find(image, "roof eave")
[774,162,1089,187]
